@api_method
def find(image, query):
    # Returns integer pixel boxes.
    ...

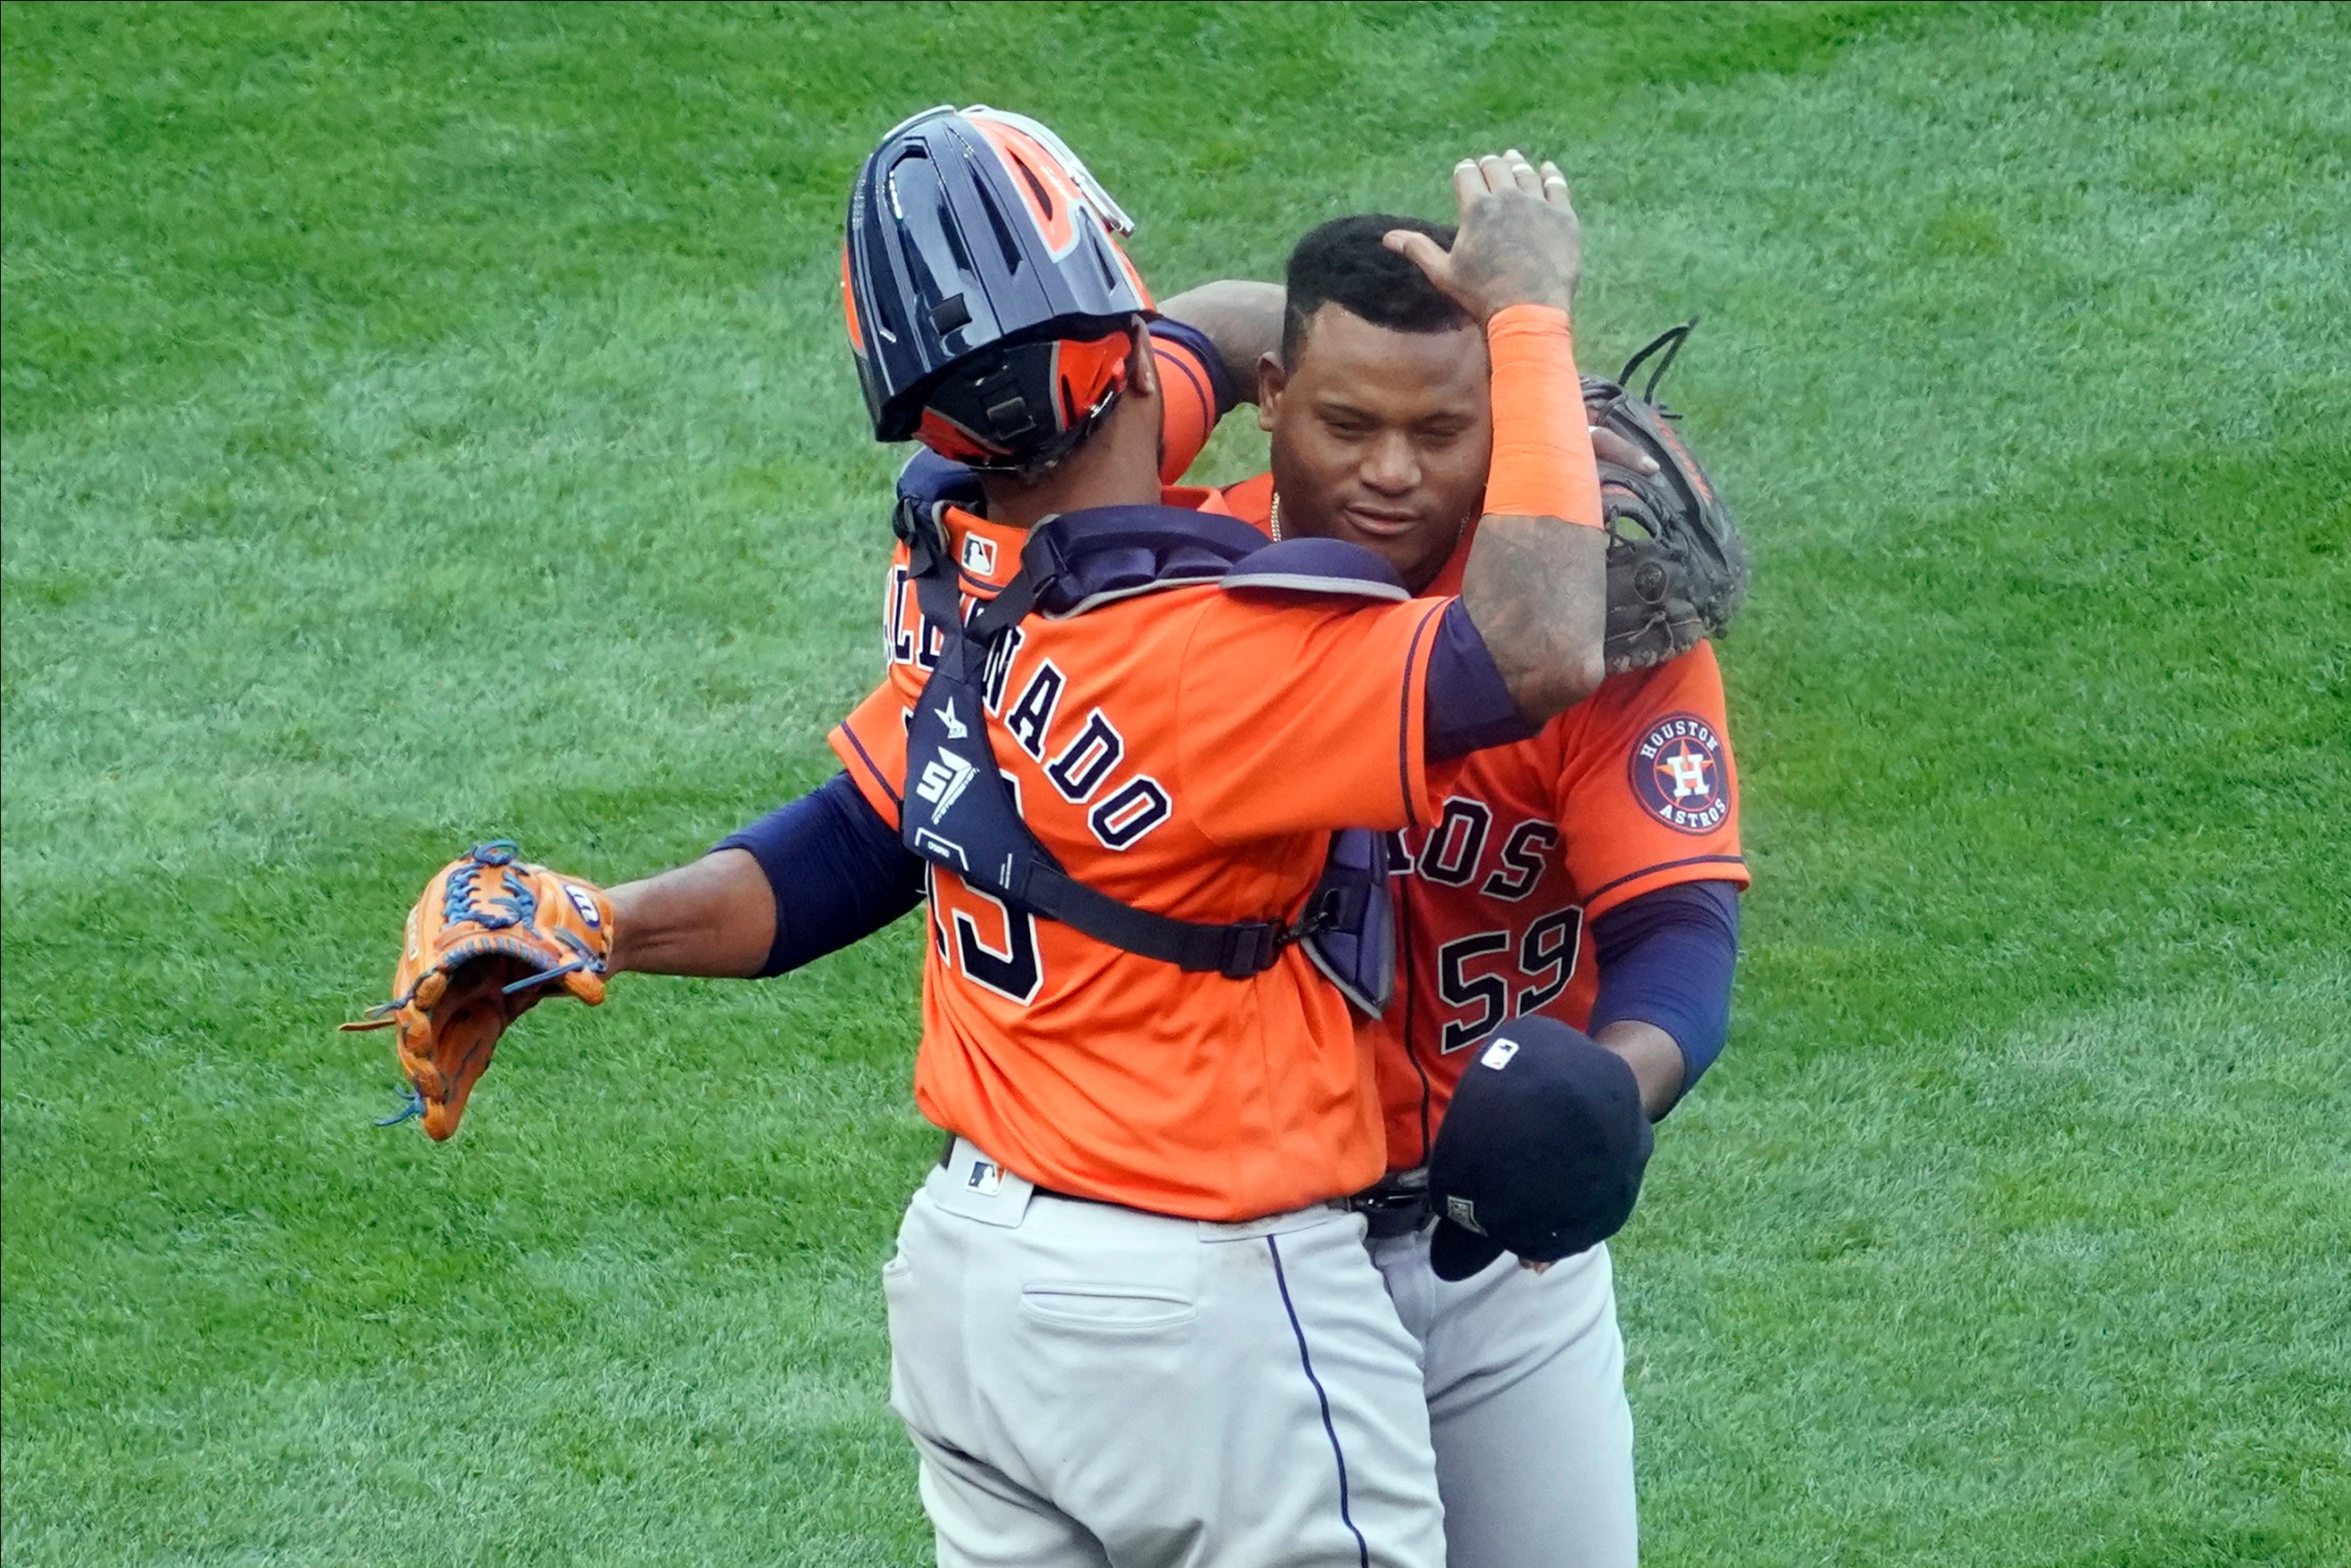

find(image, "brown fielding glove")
[1583,320,1752,675]
[344,841,614,1139]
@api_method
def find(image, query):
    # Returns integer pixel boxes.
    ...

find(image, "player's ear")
[1256,350,1287,434]
[1126,319,1159,402]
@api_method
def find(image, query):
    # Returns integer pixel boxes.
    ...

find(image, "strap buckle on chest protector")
[1217,857,1378,979]
[1217,921,1285,980]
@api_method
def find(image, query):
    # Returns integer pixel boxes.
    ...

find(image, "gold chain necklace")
[1270,494,1283,542]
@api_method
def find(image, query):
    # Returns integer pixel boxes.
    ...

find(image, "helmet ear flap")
[915,328,1135,476]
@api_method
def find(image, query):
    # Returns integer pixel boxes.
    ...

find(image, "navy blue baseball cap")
[1426,1017,1656,1282]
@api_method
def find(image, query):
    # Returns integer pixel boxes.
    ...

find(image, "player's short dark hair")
[1282,213,1470,366]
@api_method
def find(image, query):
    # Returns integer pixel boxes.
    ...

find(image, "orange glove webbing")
[1483,303,1603,530]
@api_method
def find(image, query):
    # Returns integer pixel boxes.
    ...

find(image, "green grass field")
[5,3,2347,1563]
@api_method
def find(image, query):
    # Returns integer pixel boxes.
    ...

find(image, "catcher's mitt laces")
[1617,318,1699,402]
[375,1086,427,1127]
[444,842,536,932]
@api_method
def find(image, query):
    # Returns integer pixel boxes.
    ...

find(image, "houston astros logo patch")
[1630,713,1728,834]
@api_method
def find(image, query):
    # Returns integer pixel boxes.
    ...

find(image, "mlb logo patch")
[1481,1037,1521,1071]
[961,535,997,576]
[966,1159,1005,1197]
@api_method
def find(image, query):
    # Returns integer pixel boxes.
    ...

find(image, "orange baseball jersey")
[1197,476,1749,1170]
[834,492,1450,1221]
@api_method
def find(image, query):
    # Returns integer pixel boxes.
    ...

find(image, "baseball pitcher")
[1154,216,1749,1568]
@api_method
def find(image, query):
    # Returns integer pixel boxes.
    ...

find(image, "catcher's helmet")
[843,105,1154,470]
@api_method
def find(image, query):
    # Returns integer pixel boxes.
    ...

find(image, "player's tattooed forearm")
[1461,515,1608,722]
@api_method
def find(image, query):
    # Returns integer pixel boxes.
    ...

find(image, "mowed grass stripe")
[5,4,2347,1564]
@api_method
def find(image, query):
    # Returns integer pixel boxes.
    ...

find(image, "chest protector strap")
[893,494,1395,1008]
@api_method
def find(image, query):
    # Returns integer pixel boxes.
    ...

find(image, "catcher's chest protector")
[895,490,1397,1013]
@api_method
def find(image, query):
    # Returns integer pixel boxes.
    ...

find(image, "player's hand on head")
[1383,149,1583,321]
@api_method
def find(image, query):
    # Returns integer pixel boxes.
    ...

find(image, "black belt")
[1346,1170,1433,1240]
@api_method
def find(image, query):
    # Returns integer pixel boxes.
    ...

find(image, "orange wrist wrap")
[1483,303,1603,529]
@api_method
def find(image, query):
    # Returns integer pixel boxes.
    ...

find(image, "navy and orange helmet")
[843,105,1154,472]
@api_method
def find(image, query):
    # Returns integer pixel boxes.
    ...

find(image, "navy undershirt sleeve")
[1147,317,1241,418]
[1588,880,1741,1108]
[1425,600,1542,759]
[714,772,926,979]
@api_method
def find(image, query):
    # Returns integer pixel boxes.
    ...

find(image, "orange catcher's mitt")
[344,841,614,1139]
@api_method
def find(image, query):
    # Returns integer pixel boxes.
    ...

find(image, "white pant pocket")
[1018,1284,1196,1333]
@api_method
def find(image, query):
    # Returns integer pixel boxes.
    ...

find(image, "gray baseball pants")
[1370,1226,1637,1568]
[884,1139,1449,1568]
